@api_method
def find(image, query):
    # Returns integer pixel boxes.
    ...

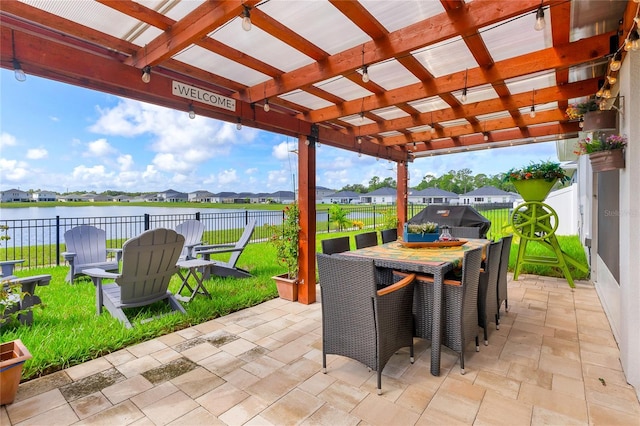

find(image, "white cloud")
[152,153,190,174]
[84,138,116,157]
[272,140,297,161]
[117,154,134,171]
[0,158,29,182]
[218,169,238,186]
[267,169,294,189]
[0,132,17,148]
[245,167,258,175]
[26,148,48,160]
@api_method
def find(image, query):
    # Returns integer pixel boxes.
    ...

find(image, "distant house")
[315,186,334,200]
[322,191,361,204]
[216,192,238,203]
[268,191,295,204]
[188,190,216,203]
[409,187,458,205]
[359,187,396,205]
[157,189,188,202]
[31,190,57,202]
[0,188,29,203]
[86,194,111,202]
[458,186,518,205]
[111,195,132,202]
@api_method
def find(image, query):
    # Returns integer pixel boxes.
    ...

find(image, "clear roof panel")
[314,78,373,101]
[280,91,334,110]
[407,124,434,133]
[439,118,470,127]
[407,96,450,113]
[134,0,203,20]
[411,36,478,78]
[480,12,552,63]
[174,45,268,87]
[261,0,371,55]
[476,111,513,121]
[212,21,315,72]
[456,84,498,105]
[22,0,140,39]
[371,106,410,120]
[367,59,420,90]
[504,71,557,94]
[377,131,403,137]
[340,115,376,126]
[361,0,444,33]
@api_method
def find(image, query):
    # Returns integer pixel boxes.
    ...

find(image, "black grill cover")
[408,205,491,238]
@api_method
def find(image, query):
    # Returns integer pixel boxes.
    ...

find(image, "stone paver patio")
[2,273,639,425]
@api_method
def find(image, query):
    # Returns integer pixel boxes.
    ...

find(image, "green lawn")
[2,229,589,382]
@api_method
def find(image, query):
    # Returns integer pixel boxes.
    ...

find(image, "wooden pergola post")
[297,132,316,304]
[397,160,409,233]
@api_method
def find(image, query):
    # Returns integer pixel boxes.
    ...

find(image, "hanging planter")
[589,149,625,173]
[582,110,617,131]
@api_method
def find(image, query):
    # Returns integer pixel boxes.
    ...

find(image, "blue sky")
[0,69,560,194]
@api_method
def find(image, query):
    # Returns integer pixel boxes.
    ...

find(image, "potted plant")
[503,160,570,202]
[403,222,439,242]
[576,133,627,173]
[1,278,33,405]
[267,204,300,301]
[565,99,598,121]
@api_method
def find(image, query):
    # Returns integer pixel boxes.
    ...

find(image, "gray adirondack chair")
[196,219,257,278]
[175,219,205,260]
[1,274,50,326]
[84,228,186,328]
[62,225,121,283]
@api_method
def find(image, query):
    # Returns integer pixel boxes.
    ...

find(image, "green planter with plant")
[504,160,570,202]
[267,204,300,301]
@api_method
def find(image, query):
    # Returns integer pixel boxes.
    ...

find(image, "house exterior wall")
[1,189,29,202]
[578,54,640,399]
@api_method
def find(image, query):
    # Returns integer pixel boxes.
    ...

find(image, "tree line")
[340,168,517,194]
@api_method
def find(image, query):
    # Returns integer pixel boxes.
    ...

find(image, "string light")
[263,99,270,112]
[241,5,252,31]
[529,89,536,118]
[362,65,369,83]
[534,2,546,31]
[141,66,151,83]
[461,69,468,102]
[11,30,26,82]
[236,118,242,130]
[188,104,195,119]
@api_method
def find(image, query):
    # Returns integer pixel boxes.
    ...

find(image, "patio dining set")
[317,226,512,395]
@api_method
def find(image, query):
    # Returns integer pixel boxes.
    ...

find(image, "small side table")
[175,259,216,302]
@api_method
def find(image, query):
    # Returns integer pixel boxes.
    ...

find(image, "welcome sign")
[172,81,236,112]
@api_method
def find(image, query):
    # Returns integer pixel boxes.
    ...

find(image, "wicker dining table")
[339,238,490,376]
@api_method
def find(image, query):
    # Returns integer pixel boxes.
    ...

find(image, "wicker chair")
[496,234,514,324]
[380,228,398,244]
[317,253,415,395]
[321,236,350,255]
[355,231,378,249]
[478,240,503,345]
[406,247,483,374]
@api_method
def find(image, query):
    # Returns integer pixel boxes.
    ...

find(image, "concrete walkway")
[3,274,639,425]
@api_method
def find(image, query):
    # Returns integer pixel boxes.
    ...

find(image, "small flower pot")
[589,149,625,173]
[273,274,298,302]
[1,339,32,405]
[512,178,557,202]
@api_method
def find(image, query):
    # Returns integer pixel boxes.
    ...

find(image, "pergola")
[1,0,637,304]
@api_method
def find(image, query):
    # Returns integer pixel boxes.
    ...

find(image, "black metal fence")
[1,203,511,270]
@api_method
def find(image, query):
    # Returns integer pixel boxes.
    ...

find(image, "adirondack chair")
[1,273,50,326]
[84,228,186,328]
[196,219,257,278]
[62,225,121,284]
[175,219,205,260]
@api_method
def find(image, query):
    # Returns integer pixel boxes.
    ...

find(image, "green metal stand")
[510,201,588,288]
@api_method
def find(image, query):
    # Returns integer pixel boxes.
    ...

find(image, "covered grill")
[408,206,491,238]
